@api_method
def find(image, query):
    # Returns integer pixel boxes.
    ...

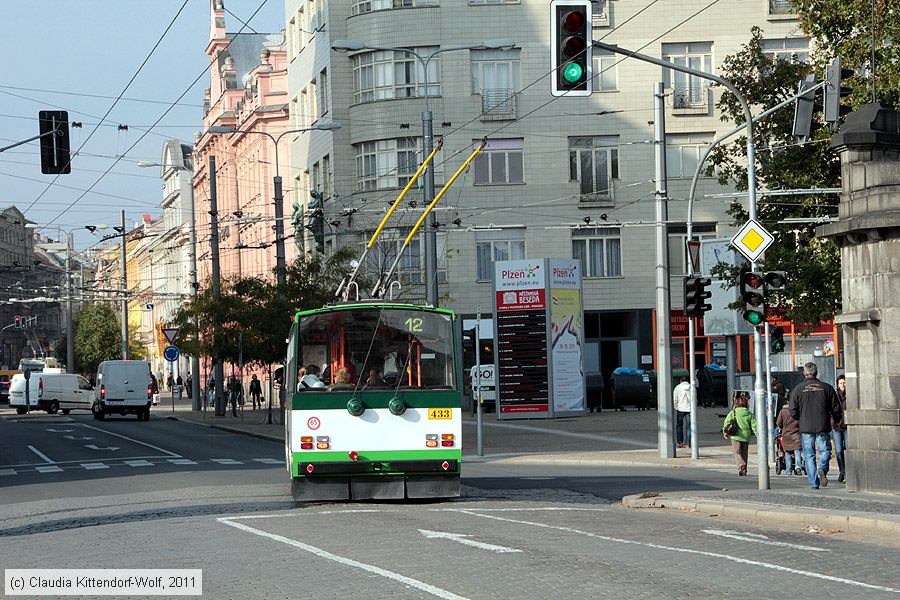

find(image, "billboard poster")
[494,259,549,417]
[549,260,585,415]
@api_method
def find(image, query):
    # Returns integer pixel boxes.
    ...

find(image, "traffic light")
[683,276,712,318]
[792,74,818,143]
[764,271,787,294]
[38,110,72,175]
[824,56,853,124]
[740,269,766,326]
[770,326,786,355]
[14,316,21,329]
[550,0,592,97]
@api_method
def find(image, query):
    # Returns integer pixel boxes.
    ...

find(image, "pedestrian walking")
[775,402,803,476]
[174,376,184,403]
[772,375,787,411]
[167,373,175,391]
[185,373,193,399]
[207,376,216,409]
[722,391,757,476]
[788,362,843,489]
[149,373,160,406]
[249,374,263,410]
[832,374,848,483]
[673,376,692,448]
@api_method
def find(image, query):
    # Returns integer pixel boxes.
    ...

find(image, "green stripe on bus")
[292,449,461,476]
[290,390,460,410]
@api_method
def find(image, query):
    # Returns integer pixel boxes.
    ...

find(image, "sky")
[0,0,285,250]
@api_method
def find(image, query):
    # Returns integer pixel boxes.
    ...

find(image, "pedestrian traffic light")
[824,56,853,124]
[770,326,786,355]
[683,276,712,318]
[550,0,592,97]
[38,110,72,175]
[792,74,818,143]
[740,269,766,326]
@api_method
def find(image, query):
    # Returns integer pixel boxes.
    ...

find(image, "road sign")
[162,327,180,344]
[730,219,774,263]
[686,240,701,273]
[163,345,180,362]
[146,303,154,311]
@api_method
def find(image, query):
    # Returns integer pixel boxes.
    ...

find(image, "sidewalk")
[166,404,900,537]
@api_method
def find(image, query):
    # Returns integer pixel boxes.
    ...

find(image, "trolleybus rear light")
[306,464,315,473]
[441,434,454,440]
[426,434,438,440]
[349,451,359,461]
[316,436,329,442]
[441,461,450,471]
[316,442,330,450]
[426,440,438,448]
[441,440,455,447]
[300,436,313,443]
[300,443,313,450]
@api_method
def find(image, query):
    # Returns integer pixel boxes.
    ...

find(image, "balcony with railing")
[480,88,517,121]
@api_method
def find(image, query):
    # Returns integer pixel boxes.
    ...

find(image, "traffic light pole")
[209,156,226,417]
[764,322,774,458]
[596,41,768,488]
[120,210,128,360]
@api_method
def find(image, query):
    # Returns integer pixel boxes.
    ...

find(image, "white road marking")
[28,445,55,463]
[45,428,74,433]
[81,463,109,470]
[219,518,470,600]
[475,421,655,448]
[418,529,522,553]
[224,506,612,521]
[460,511,900,594]
[252,458,283,464]
[168,459,198,465]
[0,468,16,476]
[35,465,63,473]
[124,460,153,467]
[211,458,242,465]
[64,435,94,440]
[702,529,831,552]
[85,445,120,451]
[0,456,168,469]
[79,423,181,457]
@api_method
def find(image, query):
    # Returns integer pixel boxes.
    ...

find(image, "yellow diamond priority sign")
[731,219,774,263]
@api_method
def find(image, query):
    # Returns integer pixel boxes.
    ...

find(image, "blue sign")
[163,345,180,362]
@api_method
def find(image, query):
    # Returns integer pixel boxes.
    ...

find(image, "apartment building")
[285,0,809,382]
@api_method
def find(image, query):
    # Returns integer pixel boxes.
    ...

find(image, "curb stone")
[621,493,900,537]
[166,415,282,443]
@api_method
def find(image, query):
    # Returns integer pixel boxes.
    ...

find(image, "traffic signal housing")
[764,271,787,294]
[824,56,853,124]
[14,316,21,329]
[38,110,72,175]
[792,74,818,143]
[770,326,786,355]
[550,0,592,97]
[683,276,712,318]
[740,270,766,326]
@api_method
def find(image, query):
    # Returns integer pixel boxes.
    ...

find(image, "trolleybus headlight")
[347,398,366,416]
[388,397,407,416]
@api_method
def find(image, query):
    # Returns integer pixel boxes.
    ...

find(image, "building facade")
[285,0,811,383]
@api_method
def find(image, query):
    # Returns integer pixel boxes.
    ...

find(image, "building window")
[475,230,526,281]
[300,88,310,128]
[666,133,713,178]
[322,154,331,200]
[291,95,299,128]
[591,0,609,25]
[352,0,438,15]
[568,136,618,199]
[288,18,296,57]
[468,0,519,4]
[473,138,523,185]
[352,48,440,104]
[768,0,795,14]
[761,38,810,63]
[296,8,304,52]
[354,138,441,191]
[309,79,318,123]
[667,224,717,276]
[662,42,713,108]
[592,47,617,92]
[365,229,446,284]
[471,49,520,94]
[317,0,327,26]
[572,227,621,277]
[312,161,321,199]
[319,68,329,115]
[306,0,317,34]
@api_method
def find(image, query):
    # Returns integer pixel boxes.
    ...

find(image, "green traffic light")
[743,310,764,326]
[563,62,583,83]
[773,340,785,352]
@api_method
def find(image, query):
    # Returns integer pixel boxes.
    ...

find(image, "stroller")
[774,424,805,476]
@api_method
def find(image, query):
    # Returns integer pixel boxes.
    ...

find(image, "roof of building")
[218,32,283,86]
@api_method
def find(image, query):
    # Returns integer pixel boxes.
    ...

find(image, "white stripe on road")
[218,518,470,600]
[78,424,181,457]
[81,463,109,470]
[35,465,63,473]
[28,445,55,463]
[211,459,243,465]
[252,458,283,464]
[475,421,655,448]
[702,529,831,552]
[0,468,16,476]
[418,529,521,553]
[168,459,198,465]
[459,511,900,594]
[124,460,153,467]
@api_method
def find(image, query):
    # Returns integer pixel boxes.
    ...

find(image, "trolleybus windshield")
[296,308,455,392]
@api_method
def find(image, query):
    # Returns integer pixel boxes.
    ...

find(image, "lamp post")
[206,121,341,287]
[332,38,516,306]
[138,156,202,410]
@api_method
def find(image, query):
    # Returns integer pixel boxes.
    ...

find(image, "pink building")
[193,0,290,285]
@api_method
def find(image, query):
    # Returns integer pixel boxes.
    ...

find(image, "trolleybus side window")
[297,308,455,391]
[286,323,299,394]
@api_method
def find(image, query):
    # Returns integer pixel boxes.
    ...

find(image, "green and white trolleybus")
[285,303,462,501]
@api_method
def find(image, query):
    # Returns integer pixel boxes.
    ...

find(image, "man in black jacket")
[789,362,843,489]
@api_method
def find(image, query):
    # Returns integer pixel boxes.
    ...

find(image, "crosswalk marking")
[0,468,16,476]
[124,460,154,467]
[168,458,198,465]
[253,458,283,464]
[211,458,243,465]
[35,465,63,473]
[8,458,282,475]
[81,463,109,470]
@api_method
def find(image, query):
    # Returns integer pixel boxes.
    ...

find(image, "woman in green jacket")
[722,392,758,476]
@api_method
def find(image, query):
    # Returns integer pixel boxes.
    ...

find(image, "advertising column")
[494,260,550,419]
[549,259,585,416]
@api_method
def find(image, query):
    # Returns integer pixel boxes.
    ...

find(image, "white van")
[9,373,94,415]
[93,360,152,421]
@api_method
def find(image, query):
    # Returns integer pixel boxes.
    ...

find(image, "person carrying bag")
[722,392,758,476]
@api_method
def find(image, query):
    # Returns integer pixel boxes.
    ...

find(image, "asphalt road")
[2,412,898,599]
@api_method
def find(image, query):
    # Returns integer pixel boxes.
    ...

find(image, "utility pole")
[209,156,226,417]
[120,209,128,360]
[422,105,437,307]
[185,166,202,411]
[65,232,74,373]
[654,82,674,459]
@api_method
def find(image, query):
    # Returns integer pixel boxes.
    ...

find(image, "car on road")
[8,372,94,414]
[0,370,21,404]
[92,360,153,421]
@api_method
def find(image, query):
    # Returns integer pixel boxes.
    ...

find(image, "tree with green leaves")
[72,302,123,375]
[709,9,898,331]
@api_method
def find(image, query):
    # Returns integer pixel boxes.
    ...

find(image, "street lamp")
[138,157,202,410]
[205,121,341,287]
[331,39,516,307]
